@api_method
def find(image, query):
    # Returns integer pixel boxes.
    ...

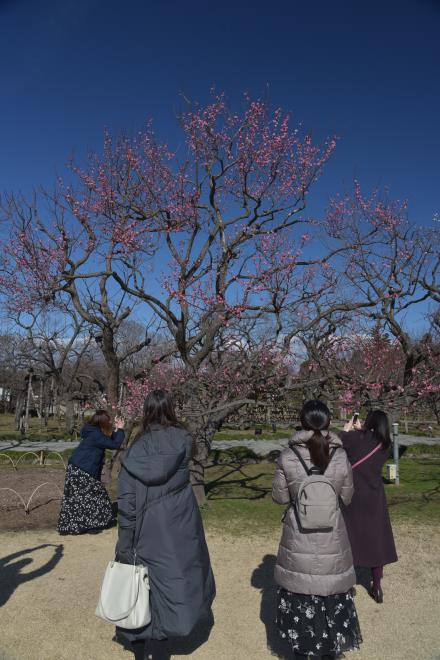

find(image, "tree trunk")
[14,391,25,430]
[191,437,210,506]
[186,394,248,505]
[186,417,218,506]
[24,374,33,434]
[39,379,44,429]
[109,418,135,481]
[65,396,75,436]
[54,388,61,421]
[106,365,119,410]
[101,328,120,410]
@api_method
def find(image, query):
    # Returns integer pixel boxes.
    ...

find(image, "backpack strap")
[290,445,313,475]
[291,444,340,475]
[324,446,339,473]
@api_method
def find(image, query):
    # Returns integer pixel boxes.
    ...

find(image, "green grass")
[1,447,438,533]
[0,413,77,441]
[201,456,440,534]
[212,423,374,442]
[399,422,440,437]
[404,443,440,456]
[1,411,439,443]
[213,426,295,441]
[384,457,440,522]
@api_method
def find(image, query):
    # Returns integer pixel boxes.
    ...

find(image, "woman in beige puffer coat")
[272,400,362,658]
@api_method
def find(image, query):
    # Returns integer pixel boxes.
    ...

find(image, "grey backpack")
[290,445,340,533]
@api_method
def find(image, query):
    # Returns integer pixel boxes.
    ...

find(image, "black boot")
[369,585,384,603]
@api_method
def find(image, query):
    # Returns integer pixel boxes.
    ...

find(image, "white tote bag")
[95,557,151,629]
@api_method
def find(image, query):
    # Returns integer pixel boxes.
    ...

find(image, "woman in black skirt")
[57,410,125,535]
[272,400,362,658]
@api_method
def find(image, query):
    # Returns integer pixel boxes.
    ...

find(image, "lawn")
[0,413,77,441]
[0,414,296,441]
[1,411,439,441]
[213,427,293,441]
[1,446,438,534]
[201,456,440,534]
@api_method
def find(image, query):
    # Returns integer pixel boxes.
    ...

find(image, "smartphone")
[352,412,360,423]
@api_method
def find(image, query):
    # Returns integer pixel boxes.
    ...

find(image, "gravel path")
[0,523,439,660]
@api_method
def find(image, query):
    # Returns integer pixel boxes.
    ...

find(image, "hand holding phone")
[114,415,125,430]
[343,412,361,432]
[352,412,362,430]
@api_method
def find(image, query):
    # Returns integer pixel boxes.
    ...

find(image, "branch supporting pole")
[24,370,33,435]
[392,422,400,486]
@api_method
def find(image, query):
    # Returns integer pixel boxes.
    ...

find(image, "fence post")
[392,422,400,485]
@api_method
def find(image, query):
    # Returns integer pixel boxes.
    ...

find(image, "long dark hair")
[363,410,391,449]
[300,399,331,472]
[89,409,113,437]
[136,389,182,438]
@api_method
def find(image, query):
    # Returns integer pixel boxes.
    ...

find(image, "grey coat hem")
[274,564,356,597]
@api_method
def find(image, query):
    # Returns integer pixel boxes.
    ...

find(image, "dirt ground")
[0,468,65,530]
[0,523,439,660]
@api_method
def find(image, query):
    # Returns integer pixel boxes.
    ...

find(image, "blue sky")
[1,0,439,227]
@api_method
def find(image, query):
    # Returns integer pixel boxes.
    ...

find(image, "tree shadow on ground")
[115,611,214,659]
[0,543,64,607]
[205,461,272,501]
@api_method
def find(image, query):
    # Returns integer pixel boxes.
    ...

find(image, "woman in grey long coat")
[272,400,362,658]
[115,389,215,657]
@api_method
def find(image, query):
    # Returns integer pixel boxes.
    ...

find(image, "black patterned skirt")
[57,464,114,535]
[276,587,362,657]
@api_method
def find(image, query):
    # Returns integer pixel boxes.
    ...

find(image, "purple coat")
[340,430,398,568]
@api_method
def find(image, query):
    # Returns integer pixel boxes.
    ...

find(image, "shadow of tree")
[422,483,440,501]
[0,543,64,607]
[205,461,272,501]
[386,481,440,508]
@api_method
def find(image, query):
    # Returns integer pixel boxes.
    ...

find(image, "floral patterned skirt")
[276,587,362,657]
[57,464,114,535]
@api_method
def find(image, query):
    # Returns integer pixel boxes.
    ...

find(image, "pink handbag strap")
[351,443,382,469]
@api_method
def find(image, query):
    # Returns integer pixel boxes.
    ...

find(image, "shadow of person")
[114,611,214,660]
[354,566,371,594]
[167,609,214,656]
[0,543,64,607]
[251,554,290,659]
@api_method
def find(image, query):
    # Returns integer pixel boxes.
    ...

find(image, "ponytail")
[299,400,332,472]
[306,430,330,473]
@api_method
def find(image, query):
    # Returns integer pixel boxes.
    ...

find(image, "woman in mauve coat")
[115,389,215,659]
[340,410,398,604]
[272,400,362,659]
